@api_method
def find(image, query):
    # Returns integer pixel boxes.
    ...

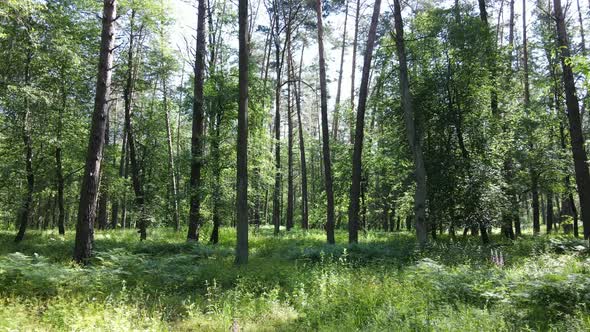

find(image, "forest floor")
[0,227,589,331]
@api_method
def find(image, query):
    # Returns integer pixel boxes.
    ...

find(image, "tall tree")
[123,9,148,241]
[97,107,110,230]
[14,46,34,243]
[163,79,180,231]
[348,0,381,243]
[315,0,335,244]
[349,0,361,143]
[235,0,249,265]
[73,0,117,262]
[523,0,540,235]
[393,0,428,246]
[188,0,207,241]
[554,0,590,239]
[271,0,285,235]
[294,44,309,230]
[286,33,294,231]
[332,0,349,141]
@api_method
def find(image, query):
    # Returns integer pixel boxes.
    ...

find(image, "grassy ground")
[0,226,589,331]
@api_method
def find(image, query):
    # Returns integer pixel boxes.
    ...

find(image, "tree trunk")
[272,1,283,235]
[547,192,554,233]
[315,0,336,244]
[577,0,586,53]
[15,48,34,243]
[348,0,381,243]
[294,45,309,230]
[332,0,349,141]
[97,105,110,230]
[56,79,66,236]
[73,0,116,262]
[393,0,428,247]
[123,10,147,240]
[235,0,249,264]
[349,0,361,144]
[524,0,540,236]
[111,105,126,229]
[163,80,180,231]
[286,35,294,231]
[554,0,590,239]
[188,0,207,241]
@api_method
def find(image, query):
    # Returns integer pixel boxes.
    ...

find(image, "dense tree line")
[1,0,589,263]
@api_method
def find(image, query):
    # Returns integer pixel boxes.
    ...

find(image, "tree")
[393,0,427,246]
[332,0,349,141]
[348,0,381,243]
[554,0,590,239]
[235,0,249,265]
[73,0,117,263]
[188,0,207,241]
[293,44,309,230]
[522,0,540,236]
[315,0,335,244]
[123,9,148,241]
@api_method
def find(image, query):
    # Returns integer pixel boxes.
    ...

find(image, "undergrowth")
[0,227,589,331]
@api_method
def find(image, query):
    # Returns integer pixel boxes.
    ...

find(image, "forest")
[1,0,590,330]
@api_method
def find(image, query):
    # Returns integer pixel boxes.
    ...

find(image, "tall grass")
[0,227,589,331]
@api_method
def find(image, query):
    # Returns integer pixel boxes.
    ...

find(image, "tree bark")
[294,45,309,230]
[73,0,116,262]
[15,48,34,243]
[315,0,336,244]
[188,0,207,241]
[523,0,540,236]
[111,104,126,229]
[348,0,381,243]
[555,0,590,239]
[97,105,110,230]
[547,192,554,233]
[235,0,249,264]
[332,0,349,141]
[163,79,180,232]
[349,0,361,144]
[56,75,66,235]
[393,0,428,247]
[272,0,283,235]
[286,34,294,231]
[123,10,148,240]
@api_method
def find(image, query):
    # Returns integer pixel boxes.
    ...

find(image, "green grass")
[1,226,589,331]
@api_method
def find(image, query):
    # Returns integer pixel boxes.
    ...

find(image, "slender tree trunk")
[123,10,147,240]
[210,111,222,243]
[348,0,381,243]
[524,0,540,236]
[577,0,586,53]
[547,192,554,233]
[97,106,110,230]
[73,0,116,262]
[393,0,428,247]
[56,80,66,236]
[15,49,34,243]
[111,105,126,229]
[332,0,349,141]
[163,80,180,231]
[349,0,361,144]
[188,0,207,241]
[286,35,294,231]
[272,1,283,235]
[235,0,249,264]
[315,0,336,244]
[555,0,590,239]
[294,45,309,230]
